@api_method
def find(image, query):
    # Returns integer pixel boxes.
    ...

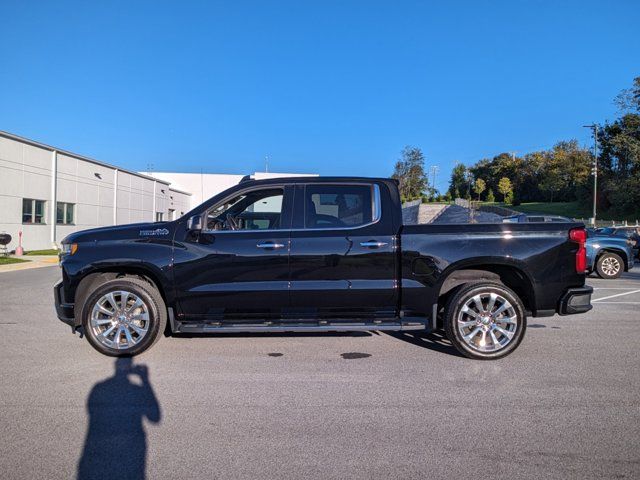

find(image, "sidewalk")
[0,255,59,273]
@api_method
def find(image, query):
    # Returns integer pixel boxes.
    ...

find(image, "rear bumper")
[54,279,76,328]
[558,286,593,315]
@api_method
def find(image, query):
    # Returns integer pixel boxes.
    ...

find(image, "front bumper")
[558,286,593,315]
[54,279,75,328]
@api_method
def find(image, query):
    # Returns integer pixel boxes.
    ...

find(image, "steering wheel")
[224,215,239,231]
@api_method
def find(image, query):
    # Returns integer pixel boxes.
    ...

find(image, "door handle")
[360,241,388,248]
[257,242,286,249]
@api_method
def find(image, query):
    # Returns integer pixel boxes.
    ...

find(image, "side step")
[168,311,428,334]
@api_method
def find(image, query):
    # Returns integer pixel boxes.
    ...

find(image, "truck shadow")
[385,330,465,358]
[77,357,161,480]
[173,331,373,339]
[172,330,465,357]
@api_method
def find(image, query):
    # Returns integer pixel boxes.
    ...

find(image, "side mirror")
[187,215,203,231]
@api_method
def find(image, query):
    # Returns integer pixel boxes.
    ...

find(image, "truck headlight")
[61,243,78,255]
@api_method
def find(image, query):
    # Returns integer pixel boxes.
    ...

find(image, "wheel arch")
[436,260,536,314]
[74,264,170,314]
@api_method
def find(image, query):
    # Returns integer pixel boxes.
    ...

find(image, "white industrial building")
[148,171,317,209]
[0,131,314,251]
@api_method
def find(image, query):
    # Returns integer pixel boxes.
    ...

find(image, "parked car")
[55,177,593,360]
[592,227,639,261]
[502,213,572,223]
[586,233,635,279]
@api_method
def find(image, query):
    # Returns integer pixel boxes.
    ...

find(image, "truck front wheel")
[444,282,526,360]
[81,277,167,357]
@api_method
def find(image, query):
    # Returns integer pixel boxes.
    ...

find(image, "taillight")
[569,227,587,274]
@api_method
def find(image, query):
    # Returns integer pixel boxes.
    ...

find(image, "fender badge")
[139,228,170,237]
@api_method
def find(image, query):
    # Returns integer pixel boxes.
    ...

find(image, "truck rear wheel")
[81,277,166,357]
[444,282,526,360]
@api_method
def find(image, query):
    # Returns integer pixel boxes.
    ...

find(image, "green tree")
[590,77,640,217]
[448,163,467,199]
[498,177,512,203]
[392,146,428,201]
[538,140,592,202]
[615,76,640,113]
[538,151,565,202]
[473,178,486,201]
[486,189,495,203]
[598,113,640,214]
[505,191,514,205]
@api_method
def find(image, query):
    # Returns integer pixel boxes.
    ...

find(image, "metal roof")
[0,130,172,185]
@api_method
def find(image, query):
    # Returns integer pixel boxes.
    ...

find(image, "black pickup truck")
[54,177,592,359]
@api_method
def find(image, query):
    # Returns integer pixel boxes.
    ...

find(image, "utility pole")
[429,165,439,196]
[583,124,598,225]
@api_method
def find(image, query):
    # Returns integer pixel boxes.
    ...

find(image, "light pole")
[466,168,473,198]
[583,124,598,224]
[430,165,439,197]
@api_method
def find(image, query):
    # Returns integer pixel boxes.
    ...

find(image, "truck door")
[172,185,293,321]
[288,182,398,319]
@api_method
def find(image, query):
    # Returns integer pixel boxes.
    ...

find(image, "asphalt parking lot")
[1,266,639,479]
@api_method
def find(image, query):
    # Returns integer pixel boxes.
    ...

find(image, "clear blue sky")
[1,0,638,192]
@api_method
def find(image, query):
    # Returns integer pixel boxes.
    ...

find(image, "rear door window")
[304,185,374,229]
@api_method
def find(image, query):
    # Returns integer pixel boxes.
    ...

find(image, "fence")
[478,204,519,216]
[575,219,640,228]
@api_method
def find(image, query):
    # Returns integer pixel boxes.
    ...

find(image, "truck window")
[304,184,374,229]
[205,188,284,231]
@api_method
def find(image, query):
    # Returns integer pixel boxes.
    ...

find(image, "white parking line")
[594,302,640,304]
[593,287,638,290]
[592,289,640,303]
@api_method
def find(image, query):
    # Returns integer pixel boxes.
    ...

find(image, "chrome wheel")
[90,290,150,350]
[457,292,518,353]
[601,256,621,277]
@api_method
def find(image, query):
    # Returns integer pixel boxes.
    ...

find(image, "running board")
[168,312,428,334]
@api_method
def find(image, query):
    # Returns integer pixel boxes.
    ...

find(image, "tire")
[596,252,623,279]
[80,277,167,356]
[444,282,526,360]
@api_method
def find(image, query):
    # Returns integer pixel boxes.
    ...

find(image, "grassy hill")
[510,202,590,219]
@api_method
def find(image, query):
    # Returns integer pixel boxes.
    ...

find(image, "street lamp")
[582,124,598,225]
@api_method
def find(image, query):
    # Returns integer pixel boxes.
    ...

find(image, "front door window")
[205,188,284,231]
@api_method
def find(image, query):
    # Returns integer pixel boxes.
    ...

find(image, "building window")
[22,199,46,224]
[168,209,175,221]
[156,212,164,222]
[56,202,75,225]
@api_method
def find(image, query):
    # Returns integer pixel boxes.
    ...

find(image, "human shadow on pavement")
[77,357,161,480]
